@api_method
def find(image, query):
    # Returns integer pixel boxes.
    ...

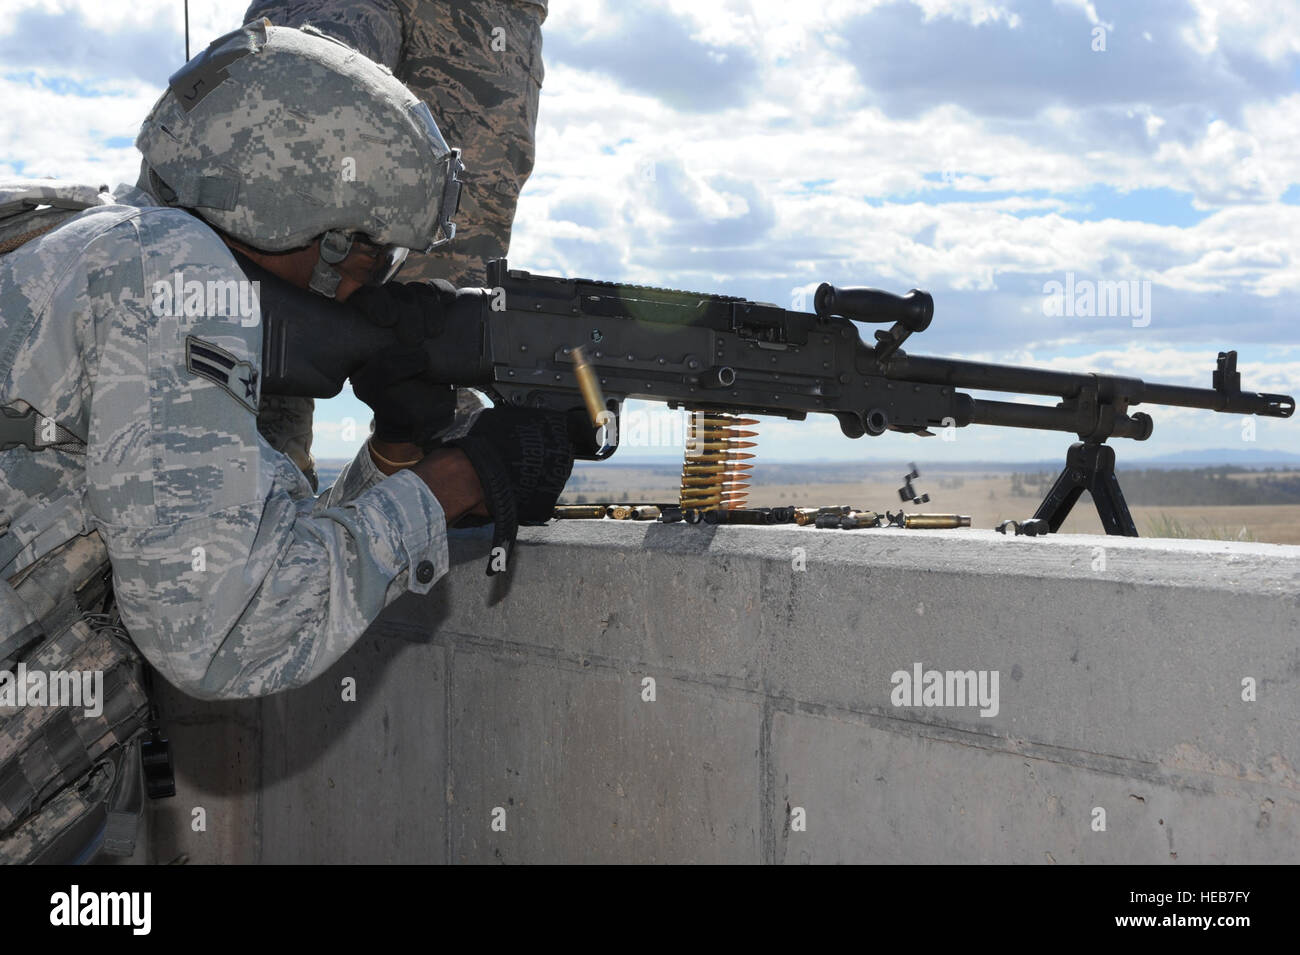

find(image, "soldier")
[243,0,547,489]
[0,19,572,862]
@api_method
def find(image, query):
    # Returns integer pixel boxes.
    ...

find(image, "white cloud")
[4,0,1297,461]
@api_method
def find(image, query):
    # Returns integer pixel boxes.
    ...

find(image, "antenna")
[184,0,191,60]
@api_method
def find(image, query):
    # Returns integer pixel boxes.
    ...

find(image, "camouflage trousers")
[252,0,545,488]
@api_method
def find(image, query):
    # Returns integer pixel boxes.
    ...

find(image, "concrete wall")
[137,522,1299,864]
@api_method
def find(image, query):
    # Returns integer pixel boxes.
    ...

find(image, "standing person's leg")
[393,0,545,289]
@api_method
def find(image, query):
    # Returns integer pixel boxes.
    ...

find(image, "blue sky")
[3,0,1298,463]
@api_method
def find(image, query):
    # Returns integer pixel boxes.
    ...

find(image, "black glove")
[447,406,580,575]
[349,346,456,450]
[348,280,460,450]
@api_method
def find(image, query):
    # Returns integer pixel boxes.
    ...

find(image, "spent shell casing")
[839,511,882,529]
[609,505,635,520]
[571,346,609,429]
[794,507,820,525]
[553,505,608,520]
[903,514,972,529]
[631,505,662,521]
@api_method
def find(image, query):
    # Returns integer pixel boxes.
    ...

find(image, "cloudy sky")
[3,0,1298,463]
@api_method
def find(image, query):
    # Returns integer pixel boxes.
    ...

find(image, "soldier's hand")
[445,406,582,575]
[349,278,457,342]
[348,279,462,450]
[350,345,456,450]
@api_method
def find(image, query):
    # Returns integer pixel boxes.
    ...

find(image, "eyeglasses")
[349,235,410,286]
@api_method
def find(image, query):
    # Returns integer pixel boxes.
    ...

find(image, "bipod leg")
[1030,441,1137,536]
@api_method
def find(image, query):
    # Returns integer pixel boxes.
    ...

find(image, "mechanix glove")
[445,406,581,576]
[349,280,461,451]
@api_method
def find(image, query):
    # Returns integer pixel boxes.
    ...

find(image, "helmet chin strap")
[308,230,354,297]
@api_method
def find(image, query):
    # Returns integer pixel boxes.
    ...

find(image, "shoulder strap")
[0,179,112,257]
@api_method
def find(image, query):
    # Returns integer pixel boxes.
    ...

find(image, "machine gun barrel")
[889,353,1293,419]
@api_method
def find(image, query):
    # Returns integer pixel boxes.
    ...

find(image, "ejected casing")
[794,508,821,525]
[553,505,608,520]
[631,505,662,521]
[839,511,882,529]
[903,514,972,529]
[609,504,635,520]
[571,346,612,429]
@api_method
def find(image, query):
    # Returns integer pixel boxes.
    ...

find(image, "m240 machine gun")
[261,259,1295,536]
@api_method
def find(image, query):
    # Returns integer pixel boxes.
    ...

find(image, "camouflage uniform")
[1,23,461,859]
[244,0,547,486]
[0,184,450,700]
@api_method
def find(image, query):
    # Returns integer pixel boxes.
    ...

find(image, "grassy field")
[315,458,1300,544]
[558,465,1300,544]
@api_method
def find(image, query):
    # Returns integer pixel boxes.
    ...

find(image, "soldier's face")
[221,237,380,302]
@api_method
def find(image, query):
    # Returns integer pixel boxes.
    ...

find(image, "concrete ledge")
[144,522,1300,863]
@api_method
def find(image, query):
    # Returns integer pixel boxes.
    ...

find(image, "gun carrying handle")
[814,284,933,331]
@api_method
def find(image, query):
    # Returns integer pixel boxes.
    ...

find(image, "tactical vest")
[0,181,173,864]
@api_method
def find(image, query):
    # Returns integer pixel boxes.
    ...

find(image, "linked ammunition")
[686,440,759,452]
[683,508,704,524]
[692,415,760,426]
[703,507,772,525]
[903,513,971,529]
[680,411,760,511]
[553,505,608,520]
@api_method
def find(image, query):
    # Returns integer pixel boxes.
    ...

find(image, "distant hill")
[1129,448,1300,468]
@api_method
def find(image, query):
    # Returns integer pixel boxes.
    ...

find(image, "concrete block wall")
[139,523,1299,863]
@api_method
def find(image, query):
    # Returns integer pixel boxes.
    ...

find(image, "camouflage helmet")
[136,19,462,260]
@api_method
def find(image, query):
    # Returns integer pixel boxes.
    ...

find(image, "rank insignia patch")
[185,336,260,413]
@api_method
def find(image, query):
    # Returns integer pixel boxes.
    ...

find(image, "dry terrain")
[558,466,1300,544]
